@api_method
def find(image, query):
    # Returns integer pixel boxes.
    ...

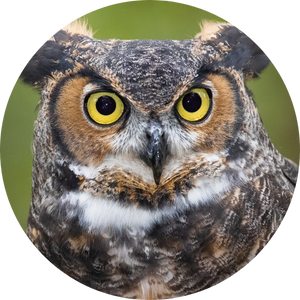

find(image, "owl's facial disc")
[140,120,168,185]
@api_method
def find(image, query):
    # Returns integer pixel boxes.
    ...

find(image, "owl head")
[21,21,273,232]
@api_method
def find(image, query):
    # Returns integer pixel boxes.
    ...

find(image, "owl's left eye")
[85,92,124,125]
[176,88,212,122]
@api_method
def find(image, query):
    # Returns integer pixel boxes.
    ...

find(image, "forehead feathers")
[91,39,198,109]
[21,20,269,97]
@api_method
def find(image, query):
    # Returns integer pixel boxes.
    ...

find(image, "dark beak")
[141,121,168,185]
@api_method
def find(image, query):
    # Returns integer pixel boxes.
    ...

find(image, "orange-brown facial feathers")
[178,74,239,153]
[52,76,122,167]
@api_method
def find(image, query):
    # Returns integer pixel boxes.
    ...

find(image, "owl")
[20,21,298,299]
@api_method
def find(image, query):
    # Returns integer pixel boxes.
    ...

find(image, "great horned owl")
[20,21,298,299]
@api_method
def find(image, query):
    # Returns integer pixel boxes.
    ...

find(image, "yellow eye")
[86,92,124,125]
[176,88,211,122]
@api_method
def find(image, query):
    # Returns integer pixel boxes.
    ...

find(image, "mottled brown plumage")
[22,21,297,299]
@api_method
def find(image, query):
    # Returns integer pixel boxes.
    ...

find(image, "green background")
[1,0,299,231]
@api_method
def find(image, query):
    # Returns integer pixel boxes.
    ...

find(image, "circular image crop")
[1,1,299,300]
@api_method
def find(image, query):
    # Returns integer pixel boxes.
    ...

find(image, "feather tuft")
[62,19,94,38]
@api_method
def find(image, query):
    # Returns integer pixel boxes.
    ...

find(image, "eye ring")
[176,88,212,122]
[85,91,124,125]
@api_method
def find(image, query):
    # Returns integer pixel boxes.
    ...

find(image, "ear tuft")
[20,40,68,89]
[196,21,228,41]
[20,20,94,90]
[62,19,94,38]
[216,25,270,79]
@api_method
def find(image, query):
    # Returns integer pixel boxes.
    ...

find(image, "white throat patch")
[58,169,246,233]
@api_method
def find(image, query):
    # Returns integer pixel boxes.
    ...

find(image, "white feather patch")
[59,169,245,233]
[69,153,155,184]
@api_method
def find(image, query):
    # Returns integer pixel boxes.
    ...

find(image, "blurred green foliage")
[1,0,299,231]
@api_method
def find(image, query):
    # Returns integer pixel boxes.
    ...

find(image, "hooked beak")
[141,121,168,185]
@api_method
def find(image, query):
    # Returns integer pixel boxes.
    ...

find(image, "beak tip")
[153,168,162,186]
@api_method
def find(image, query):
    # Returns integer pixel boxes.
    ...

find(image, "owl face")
[21,19,297,299]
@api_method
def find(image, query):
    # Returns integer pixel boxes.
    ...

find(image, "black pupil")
[96,96,116,115]
[182,92,202,112]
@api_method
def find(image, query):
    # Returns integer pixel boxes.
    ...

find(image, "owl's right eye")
[85,92,124,125]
